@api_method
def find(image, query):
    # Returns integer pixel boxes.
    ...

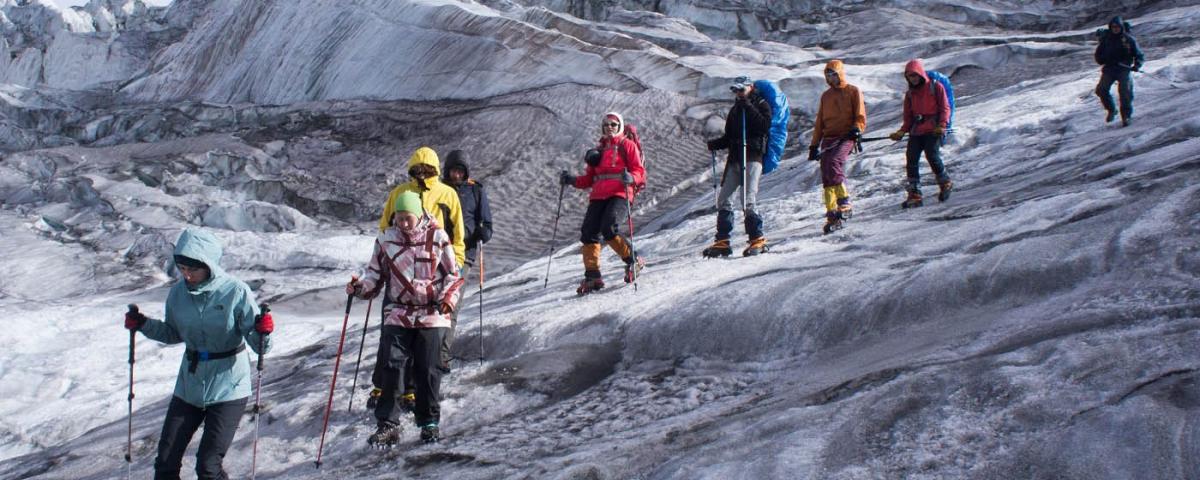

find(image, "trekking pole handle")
[126,304,138,366]
[257,303,270,371]
[345,276,358,313]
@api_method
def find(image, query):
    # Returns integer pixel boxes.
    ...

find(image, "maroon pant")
[819,138,855,187]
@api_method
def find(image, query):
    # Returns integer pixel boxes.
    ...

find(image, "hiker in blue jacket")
[124,228,273,480]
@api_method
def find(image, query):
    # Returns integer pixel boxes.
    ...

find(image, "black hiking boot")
[365,387,382,409]
[623,256,644,283]
[743,237,768,256]
[1122,116,1132,127]
[420,423,441,444]
[901,191,923,209]
[701,239,732,258]
[1105,110,1117,123]
[576,277,605,295]
[822,211,844,235]
[937,180,953,202]
[368,422,402,448]
[836,200,853,220]
[399,390,416,413]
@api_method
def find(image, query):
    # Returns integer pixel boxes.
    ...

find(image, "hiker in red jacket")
[559,112,646,294]
[889,59,953,208]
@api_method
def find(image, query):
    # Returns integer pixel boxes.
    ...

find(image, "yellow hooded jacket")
[811,59,867,146]
[379,147,467,266]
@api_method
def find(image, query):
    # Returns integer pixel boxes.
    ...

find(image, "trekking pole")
[741,114,748,214]
[347,297,374,413]
[251,303,269,480]
[710,151,719,210]
[315,286,354,469]
[543,182,566,289]
[125,304,137,480]
[477,245,485,365]
[623,180,639,291]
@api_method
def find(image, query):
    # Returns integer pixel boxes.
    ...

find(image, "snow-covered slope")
[2,1,1199,479]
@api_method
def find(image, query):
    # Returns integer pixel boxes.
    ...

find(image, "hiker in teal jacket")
[124,228,273,480]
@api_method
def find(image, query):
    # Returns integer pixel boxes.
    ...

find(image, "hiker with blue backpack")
[808,59,867,234]
[559,112,646,295]
[889,58,954,209]
[703,76,775,257]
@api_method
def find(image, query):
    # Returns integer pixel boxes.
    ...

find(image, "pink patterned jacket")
[356,214,464,328]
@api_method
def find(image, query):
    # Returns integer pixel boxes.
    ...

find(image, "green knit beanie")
[393,191,424,216]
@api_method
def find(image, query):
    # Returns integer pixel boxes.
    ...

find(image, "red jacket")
[572,133,646,201]
[900,59,950,136]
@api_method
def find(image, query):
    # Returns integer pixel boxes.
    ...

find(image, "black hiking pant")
[1096,67,1134,120]
[375,325,445,427]
[905,134,950,194]
[579,197,630,244]
[154,396,247,480]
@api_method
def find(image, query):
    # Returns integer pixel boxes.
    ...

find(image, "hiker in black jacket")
[1094,15,1145,127]
[702,75,773,257]
[443,150,493,270]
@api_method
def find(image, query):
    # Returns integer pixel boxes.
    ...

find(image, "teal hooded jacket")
[139,229,271,407]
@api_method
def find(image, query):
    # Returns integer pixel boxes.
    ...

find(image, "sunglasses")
[824,70,839,77]
[603,122,620,127]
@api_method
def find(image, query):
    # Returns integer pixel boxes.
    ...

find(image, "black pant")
[154,396,247,480]
[375,325,445,427]
[579,198,629,244]
[905,134,950,193]
[1096,68,1134,120]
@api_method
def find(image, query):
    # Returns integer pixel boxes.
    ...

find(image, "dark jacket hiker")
[443,150,493,267]
[703,75,774,257]
[1094,16,1145,125]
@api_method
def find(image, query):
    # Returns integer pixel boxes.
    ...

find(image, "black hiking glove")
[620,170,634,185]
[706,139,721,151]
[808,145,820,162]
[559,171,575,186]
[846,127,861,141]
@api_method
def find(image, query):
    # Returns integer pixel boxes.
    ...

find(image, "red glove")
[124,310,146,331]
[255,311,274,334]
[439,302,454,315]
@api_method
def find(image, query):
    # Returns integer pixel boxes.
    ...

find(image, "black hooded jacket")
[1095,16,1145,72]
[443,150,493,262]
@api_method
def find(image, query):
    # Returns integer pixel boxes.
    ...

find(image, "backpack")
[925,70,956,131]
[622,123,642,159]
[615,123,645,194]
[752,79,789,174]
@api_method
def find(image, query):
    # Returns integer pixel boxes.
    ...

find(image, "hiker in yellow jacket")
[379,147,466,266]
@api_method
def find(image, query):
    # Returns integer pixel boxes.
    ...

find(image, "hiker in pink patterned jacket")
[346,190,463,446]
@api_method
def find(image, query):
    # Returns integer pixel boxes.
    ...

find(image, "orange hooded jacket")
[811,59,867,146]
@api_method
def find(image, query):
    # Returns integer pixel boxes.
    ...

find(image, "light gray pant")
[717,160,762,214]
[715,161,764,240]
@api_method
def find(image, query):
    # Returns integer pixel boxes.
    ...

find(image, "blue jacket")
[139,229,271,407]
